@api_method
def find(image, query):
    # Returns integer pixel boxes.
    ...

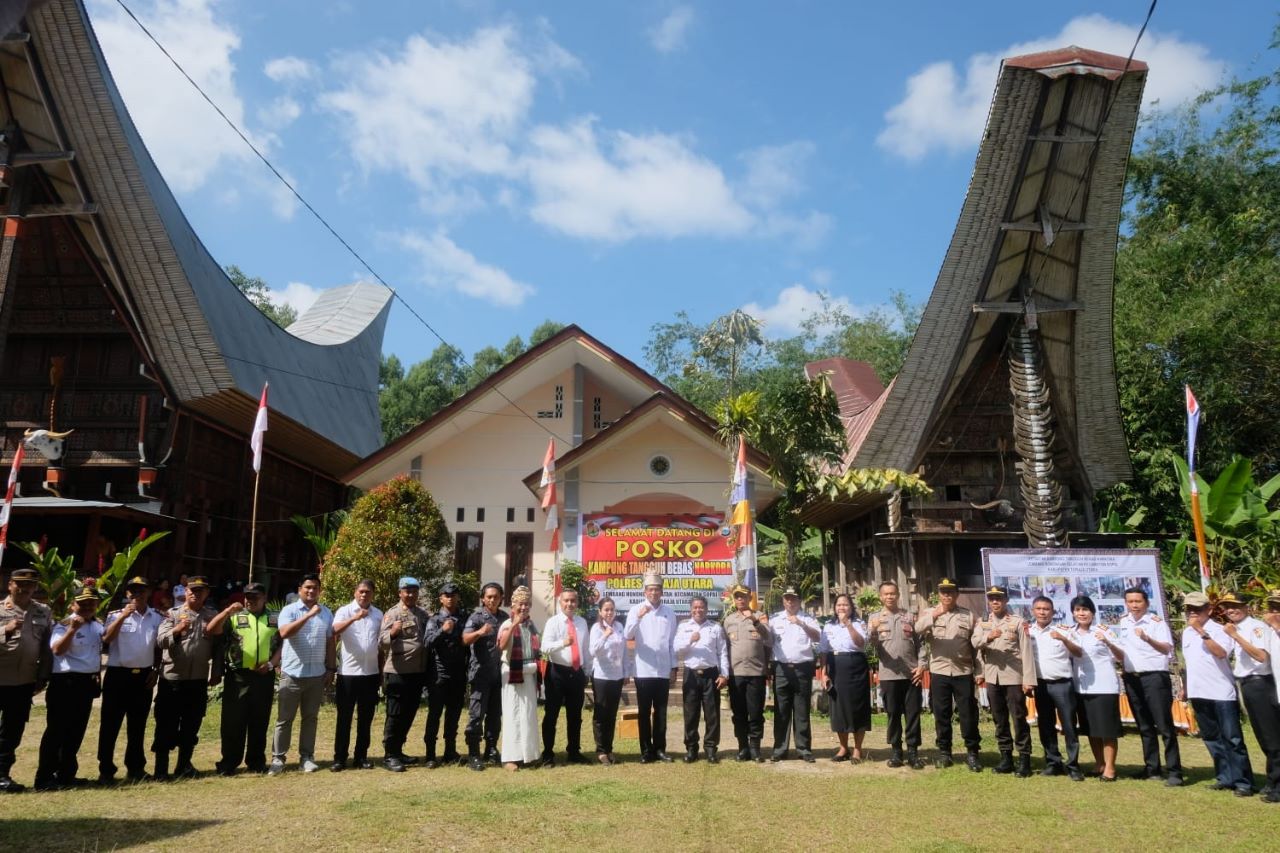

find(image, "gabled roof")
[849,45,1144,493]
[346,324,679,482]
[518,391,779,509]
[8,1,390,471]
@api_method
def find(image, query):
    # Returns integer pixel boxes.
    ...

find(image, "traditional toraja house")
[0,1,390,586]
[801,47,1147,601]
[346,325,779,622]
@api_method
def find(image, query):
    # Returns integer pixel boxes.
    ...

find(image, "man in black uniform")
[424,581,467,767]
[462,582,506,770]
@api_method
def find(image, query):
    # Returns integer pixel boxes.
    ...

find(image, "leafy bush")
[320,476,457,612]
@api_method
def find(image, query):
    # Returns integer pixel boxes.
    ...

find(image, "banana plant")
[15,541,78,618]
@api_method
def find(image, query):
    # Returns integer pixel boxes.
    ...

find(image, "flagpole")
[1184,385,1209,592]
[249,469,261,586]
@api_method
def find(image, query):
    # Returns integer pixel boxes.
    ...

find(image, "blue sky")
[85,1,1273,372]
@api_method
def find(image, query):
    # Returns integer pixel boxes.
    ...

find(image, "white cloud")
[523,118,753,241]
[742,284,853,338]
[264,55,316,83]
[273,281,322,316]
[88,0,260,192]
[397,231,534,308]
[878,14,1227,160]
[649,6,695,54]
[319,26,541,197]
[258,95,302,130]
[739,142,814,208]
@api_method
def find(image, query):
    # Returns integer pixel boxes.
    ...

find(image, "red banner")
[580,513,734,614]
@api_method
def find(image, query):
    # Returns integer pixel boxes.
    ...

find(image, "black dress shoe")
[655,751,674,763]
[885,749,902,768]
[383,757,406,773]
[639,753,655,764]
[33,778,59,792]
[751,746,764,763]
[706,749,719,764]
[1041,764,1064,777]
[469,756,486,771]
[1068,769,1085,782]
[832,751,850,763]
[126,772,152,783]
[1209,781,1232,791]
[424,759,441,770]
[993,752,1014,774]
[1262,789,1280,803]
[330,760,346,773]
[0,775,26,793]
[1130,768,1160,781]
[770,751,785,763]
[800,752,815,763]
[566,753,592,766]
[215,767,237,778]
[966,752,982,773]
[683,749,698,764]
[539,753,555,768]
[1233,787,1255,798]
[400,755,420,766]
[935,753,954,769]
[174,765,199,780]
[736,749,751,762]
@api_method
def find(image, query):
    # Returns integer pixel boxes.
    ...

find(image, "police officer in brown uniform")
[868,580,925,769]
[973,585,1037,777]
[154,576,226,780]
[0,567,52,792]
[722,584,771,762]
[379,576,430,772]
[915,578,982,771]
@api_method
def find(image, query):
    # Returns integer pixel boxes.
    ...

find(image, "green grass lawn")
[4,698,1276,852]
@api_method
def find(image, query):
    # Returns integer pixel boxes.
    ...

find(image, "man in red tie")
[540,589,591,766]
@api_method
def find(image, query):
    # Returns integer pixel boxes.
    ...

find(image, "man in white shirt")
[1220,590,1278,802]
[1027,595,1083,781]
[768,586,820,763]
[1117,586,1182,785]
[540,589,590,766]
[35,587,104,790]
[1181,591,1254,796]
[674,595,730,764]
[624,572,677,763]
[98,577,163,783]
[331,579,383,772]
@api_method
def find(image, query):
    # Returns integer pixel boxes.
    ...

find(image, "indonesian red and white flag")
[250,383,269,473]
[540,439,559,551]
[0,442,23,561]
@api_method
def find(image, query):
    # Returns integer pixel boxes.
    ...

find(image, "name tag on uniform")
[120,621,138,633]
[748,630,760,640]
[236,615,249,628]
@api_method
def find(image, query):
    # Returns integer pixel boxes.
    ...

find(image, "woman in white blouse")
[588,597,629,765]
[497,587,540,771]
[1058,595,1124,782]
[820,594,871,763]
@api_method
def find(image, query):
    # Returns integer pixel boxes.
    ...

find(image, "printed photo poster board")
[981,548,1167,627]
[580,512,735,616]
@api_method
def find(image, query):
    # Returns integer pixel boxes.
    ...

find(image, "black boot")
[907,749,925,770]
[966,751,983,773]
[1015,754,1032,778]
[994,751,1014,774]
[706,748,719,765]
[175,746,198,779]
[153,751,170,782]
[935,752,954,769]
[886,747,904,768]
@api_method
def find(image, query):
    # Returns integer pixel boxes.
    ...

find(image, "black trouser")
[219,668,275,772]
[930,673,980,753]
[36,673,97,785]
[542,663,587,756]
[881,678,922,750]
[464,672,502,756]
[1122,671,1182,778]
[729,675,766,749]
[1034,678,1080,771]
[987,682,1032,755]
[333,673,380,764]
[591,678,623,755]
[772,661,814,755]
[635,676,671,756]
[152,678,208,767]
[682,667,721,751]
[98,667,154,778]
[425,674,466,759]
[382,672,425,758]
[0,683,35,776]
[1241,674,1280,792]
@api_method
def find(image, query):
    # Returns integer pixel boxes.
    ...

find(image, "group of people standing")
[1,564,1278,802]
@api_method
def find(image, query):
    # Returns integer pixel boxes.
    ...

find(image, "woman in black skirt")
[1058,595,1125,781]
[821,593,871,762]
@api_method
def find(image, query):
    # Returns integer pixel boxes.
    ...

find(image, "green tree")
[320,476,460,612]
[805,291,921,384]
[226,264,298,328]
[529,320,566,347]
[1105,47,1280,538]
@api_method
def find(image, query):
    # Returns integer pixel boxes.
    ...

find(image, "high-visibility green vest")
[227,609,277,671]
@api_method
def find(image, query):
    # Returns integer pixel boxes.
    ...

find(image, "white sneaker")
[267,759,285,776]
[301,758,319,773]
